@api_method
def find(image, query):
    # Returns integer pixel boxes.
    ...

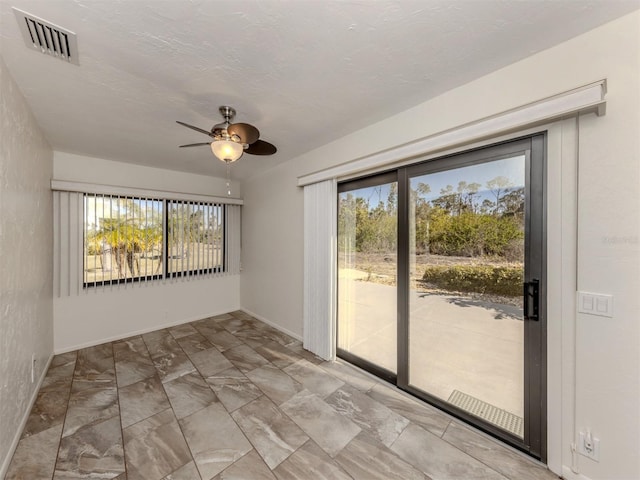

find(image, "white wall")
[53,152,242,352]
[241,11,640,480]
[0,57,54,477]
[54,275,240,352]
[54,151,241,198]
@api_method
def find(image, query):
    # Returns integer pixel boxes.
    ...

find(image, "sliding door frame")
[336,170,399,385]
[398,134,547,459]
[337,133,547,461]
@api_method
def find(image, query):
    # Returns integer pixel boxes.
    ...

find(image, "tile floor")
[5,311,559,480]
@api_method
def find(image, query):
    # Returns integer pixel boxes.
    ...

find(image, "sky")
[339,155,525,209]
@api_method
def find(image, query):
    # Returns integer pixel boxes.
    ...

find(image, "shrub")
[422,264,523,297]
[427,210,523,258]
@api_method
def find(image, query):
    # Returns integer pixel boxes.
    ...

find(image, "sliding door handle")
[523,279,540,321]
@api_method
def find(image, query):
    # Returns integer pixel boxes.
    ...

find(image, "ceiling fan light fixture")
[211,139,244,163]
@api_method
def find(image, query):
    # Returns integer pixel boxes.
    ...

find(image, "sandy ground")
[339,252,523,308]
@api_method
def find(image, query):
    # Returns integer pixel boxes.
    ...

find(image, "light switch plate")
[577,292,613,317]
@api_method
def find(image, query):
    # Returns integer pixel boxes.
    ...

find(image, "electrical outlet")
[578,430,600,461]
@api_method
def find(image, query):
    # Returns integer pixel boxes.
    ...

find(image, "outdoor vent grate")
[448,390,524,437]
[13,8,79,65]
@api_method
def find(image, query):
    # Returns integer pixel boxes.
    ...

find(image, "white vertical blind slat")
[75,193,83,296]
[303,179,337,360]
[53,191,83,297]
[226,204,241,275]
[60,192,69,296]
[53,191,60,298]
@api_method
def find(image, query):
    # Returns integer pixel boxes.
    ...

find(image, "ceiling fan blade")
[179,142,211,148]
[176,121,212,136]
[244,139,277,156]
[228,122,260,145]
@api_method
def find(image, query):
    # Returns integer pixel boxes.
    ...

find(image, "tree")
[432,185,457,214]
[92,199,162,278]
[486,176,514,215]
[411,182,431,254]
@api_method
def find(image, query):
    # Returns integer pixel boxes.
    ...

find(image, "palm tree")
[96,218,145,278]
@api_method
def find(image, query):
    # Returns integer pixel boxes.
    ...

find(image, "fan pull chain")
[226,161,231,196]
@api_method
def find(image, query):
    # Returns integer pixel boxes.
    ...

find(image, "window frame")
[82,194,227,288]
[165,199,226,280]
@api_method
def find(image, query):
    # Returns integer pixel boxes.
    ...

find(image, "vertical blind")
[53,190,241,297]
[303,179,337,360]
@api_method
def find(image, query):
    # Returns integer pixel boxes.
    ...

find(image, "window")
[83,194,225,287]
[166,200,224,278]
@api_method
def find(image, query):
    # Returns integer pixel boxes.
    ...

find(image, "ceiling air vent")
[13,7,79,65]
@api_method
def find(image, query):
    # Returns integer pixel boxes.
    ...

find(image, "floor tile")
[123,408,192,480]
[232,327,272,348]
[72,343,116,392]
[50,351,78,368]
[22,389,71,437]
[142,330,183,360]
[246,363,304,405]
[168,323,198,339]
[229,310,253,320]
[5,424,62,480]
[162,461,202,479]
[368,383,451,437]
[284,359,344,398]
[219,317,256,334]
[40,360,76,393]
[179,402,252,479]
[204,330,244,352]
[113,337,151,364]
[4,311,557,480]
[284,342,325,365]
[326,384,409,447]
[256,325,298,347]
[192,318,226,337]
[114,337,157,388]
[176,332,214,356]
[162,461,202,480]
[115,358,158,389]
[231,396,308,469]
[442,422,558,480]
[319,360,378,392]
[280,390,360,458]
[190,347,234,377]
[254,341,302,369]
[63,385,119,437]
[152,351,197,383]
[205,367,263,412]
[163,370,218,419]
[213,450,277,480]
[223,344,270,373]
[273,440,352,480]
[54,416,125,479]
[118,375,171,428]
[335,431,427,480]
[391,423,507,479]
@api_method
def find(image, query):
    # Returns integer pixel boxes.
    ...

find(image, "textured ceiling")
[1,0,638,180]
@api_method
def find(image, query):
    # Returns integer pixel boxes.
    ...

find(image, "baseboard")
[562,465,593,480]
[240,308,303,342]
[54,307,241,354]
[0,353,54,479]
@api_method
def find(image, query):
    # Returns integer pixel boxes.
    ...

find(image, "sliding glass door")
[337,173,398,380]
[337,136,546,459]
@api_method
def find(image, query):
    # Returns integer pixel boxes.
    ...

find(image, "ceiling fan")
[177,106,277,164]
